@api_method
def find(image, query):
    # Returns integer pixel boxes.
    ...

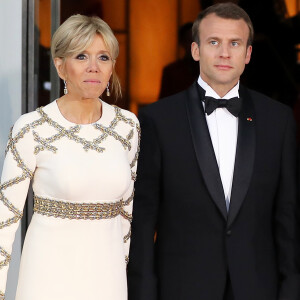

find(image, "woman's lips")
[84,80,101,83]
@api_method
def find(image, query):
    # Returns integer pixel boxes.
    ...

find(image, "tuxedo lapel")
[185,82,227,221]
[227,86,256,228]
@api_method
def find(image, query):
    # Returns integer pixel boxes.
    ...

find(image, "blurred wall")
[0,0,23,299]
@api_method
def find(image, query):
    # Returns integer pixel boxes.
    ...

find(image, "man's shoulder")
[140,87,190,118]
[243,85,292,116]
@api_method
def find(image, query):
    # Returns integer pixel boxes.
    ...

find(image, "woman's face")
[55,34,113,100]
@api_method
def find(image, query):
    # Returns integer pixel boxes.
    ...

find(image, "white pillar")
[0,0,23,299]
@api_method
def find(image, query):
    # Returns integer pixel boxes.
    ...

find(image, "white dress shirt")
[198,76,239,210]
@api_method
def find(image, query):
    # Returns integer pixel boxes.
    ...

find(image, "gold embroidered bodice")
[0,100,140,298]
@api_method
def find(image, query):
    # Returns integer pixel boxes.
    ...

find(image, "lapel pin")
[247,117,253,122]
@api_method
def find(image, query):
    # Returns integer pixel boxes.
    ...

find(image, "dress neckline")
[53,99,105,126]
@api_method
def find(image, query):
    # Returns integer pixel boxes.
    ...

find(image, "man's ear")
[191,42,200,62]
[54,57,66,80]
[245,45,252,65]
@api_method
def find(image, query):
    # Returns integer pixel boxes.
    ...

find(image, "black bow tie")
[204,96,242,117]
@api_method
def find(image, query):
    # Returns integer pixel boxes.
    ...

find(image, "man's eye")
[232,41,239,46]
[99,54,111,61]
[210,41,218,45]
[76,54,86,60]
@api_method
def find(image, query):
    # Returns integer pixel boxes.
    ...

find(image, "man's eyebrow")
[230,38,243,42]
[206,36,220,40]
[205,37,245,42]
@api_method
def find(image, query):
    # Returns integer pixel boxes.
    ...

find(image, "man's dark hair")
[192,2,254,47]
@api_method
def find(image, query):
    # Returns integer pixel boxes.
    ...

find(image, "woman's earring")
[64,80,68,95]
[106,82,110,97]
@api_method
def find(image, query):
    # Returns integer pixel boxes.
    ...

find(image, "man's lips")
[215,65,233,70]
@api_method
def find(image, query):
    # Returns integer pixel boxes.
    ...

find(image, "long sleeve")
[121,113,140,264]
[127,109,161,300]
[274,109,300,299]
[0,114,36,298]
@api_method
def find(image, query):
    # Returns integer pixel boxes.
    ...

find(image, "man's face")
[191,13,252,96]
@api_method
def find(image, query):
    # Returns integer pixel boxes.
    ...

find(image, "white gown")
[0,100,140,300]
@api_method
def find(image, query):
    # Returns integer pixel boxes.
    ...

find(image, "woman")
[0,14,140,300]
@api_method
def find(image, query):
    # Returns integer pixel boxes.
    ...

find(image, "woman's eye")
[99,54,111,61]
[76,54,86,60]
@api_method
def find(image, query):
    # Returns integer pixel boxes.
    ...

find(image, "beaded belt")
[33,195,123,220]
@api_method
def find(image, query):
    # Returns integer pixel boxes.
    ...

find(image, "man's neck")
[212,86,234,98]
[198,76,240,98]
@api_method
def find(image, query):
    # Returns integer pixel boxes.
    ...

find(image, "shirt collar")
[197,75,240,99]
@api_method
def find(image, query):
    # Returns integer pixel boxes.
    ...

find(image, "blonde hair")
[51,14,121,99]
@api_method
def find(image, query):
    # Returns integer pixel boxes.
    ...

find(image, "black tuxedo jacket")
[127,82,300,300]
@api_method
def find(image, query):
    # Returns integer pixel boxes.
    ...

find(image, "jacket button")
[226,230,232,236]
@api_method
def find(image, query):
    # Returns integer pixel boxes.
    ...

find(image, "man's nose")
[219,44,230,58]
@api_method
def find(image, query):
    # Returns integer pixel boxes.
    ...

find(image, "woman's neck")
[56,95,102,124]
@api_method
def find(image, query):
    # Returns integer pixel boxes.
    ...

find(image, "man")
[128,3,299,300]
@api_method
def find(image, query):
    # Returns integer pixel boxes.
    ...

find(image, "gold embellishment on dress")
[125,255,129,264]
[0,290,5,300]
[0,125,33,191]
[0,192,22,218]
[94,124,132,150]
[120,208,132,222]
[93,106,135,150]
[34,195,133,246]
[113,106,135,127]
[34,195,133,222]
[0,123,28,284]
[0,106,138,283]
[4,126,34,182]
[0,175,29,191]
[121,189,134,206]
[0,246,11,269]
[33,131,58,154]
[0,191,23,230]
[131,170,137,181]
[127,129,134,141]
[32,106,137,154]
[0,195,23,229]
[34,108,105,154]
[34,196,124,220]
[123,228,131,243]
[130,123,141,169]
[30,117,47,128]
[0,125,30,230]
[121,191,134,244]
[5,125,30,155]
[0,215,22,230]
[4,127,13,156]
[34,124,88,153]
